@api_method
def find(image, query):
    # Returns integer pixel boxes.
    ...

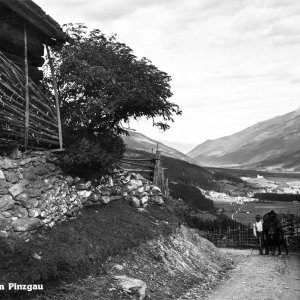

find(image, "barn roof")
[0,0,66,45]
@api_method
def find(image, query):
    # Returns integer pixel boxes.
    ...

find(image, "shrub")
[212,171,244,184]
[169,182,215,212]
[59,129,125,178]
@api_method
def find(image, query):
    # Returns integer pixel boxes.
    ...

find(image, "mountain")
[157,140,196,153]
[122,131,196,163]
[188,108,300,171]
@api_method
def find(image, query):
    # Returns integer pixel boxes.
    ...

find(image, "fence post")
[165,178,169,199]
[24,23,29,150]
[153,150,164,192]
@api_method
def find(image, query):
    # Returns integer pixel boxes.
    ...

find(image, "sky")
[36,0,300,152]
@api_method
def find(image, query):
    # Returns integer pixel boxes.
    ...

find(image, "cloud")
[34,0,300,144]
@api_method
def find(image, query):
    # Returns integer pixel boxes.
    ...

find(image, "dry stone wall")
[0,151,165,238]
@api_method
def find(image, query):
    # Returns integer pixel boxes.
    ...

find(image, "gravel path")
[178,249,300,300]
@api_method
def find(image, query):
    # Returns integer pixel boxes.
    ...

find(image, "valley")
[208,169,300,225]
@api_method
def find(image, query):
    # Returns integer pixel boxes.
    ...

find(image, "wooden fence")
[0,50,63,151]
[117,150,169,198]
[206,217,300,250]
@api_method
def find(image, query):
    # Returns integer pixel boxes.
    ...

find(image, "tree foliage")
[44,23,182,135]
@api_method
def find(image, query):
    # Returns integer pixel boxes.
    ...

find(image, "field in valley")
[212,168,300,225]
[215,201,300,225]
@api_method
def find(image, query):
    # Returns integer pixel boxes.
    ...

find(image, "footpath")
[178,249,300,300]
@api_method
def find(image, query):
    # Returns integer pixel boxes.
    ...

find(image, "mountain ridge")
[123,131,197,164]
[188,108,300,171]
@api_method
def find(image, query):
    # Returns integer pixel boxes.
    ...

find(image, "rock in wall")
[0,151,165,238]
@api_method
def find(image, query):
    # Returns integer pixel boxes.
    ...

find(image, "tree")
[44,23,182,135]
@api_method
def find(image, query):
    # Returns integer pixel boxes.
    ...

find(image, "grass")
[0,200,178,298]
[215,201,300,225]
[208,167,300,179]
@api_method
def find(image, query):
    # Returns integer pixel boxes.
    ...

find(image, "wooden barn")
[0,0,66,151]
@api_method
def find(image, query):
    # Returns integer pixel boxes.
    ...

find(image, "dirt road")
[178,249,300,300]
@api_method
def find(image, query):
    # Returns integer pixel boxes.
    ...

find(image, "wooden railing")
[117,150,169,198]
[205,217,300,250]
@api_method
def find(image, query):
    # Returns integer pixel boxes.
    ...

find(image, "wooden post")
[153,150,162,187]
[46,45,63,149]
[165,178,169,199]
[24,23,29,150]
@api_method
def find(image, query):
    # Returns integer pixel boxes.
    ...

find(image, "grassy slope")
[0,200,178,298]
[34,226,235,300]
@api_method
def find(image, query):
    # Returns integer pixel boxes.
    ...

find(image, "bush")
[254,193,300,202]
[59,129,125,178]
[169,182,215,212]
[212,171,244,184]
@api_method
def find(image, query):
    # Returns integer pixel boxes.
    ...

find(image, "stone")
[1,211,12,218]
[111,186,122,195]
[15,192,29,203]
[0,217,12,230]
[27,188,42,198]
[4,171,20,183]
[34,164,49,176]
[151,195,164,205]
[32,179,46,189]
[108,176,114,187]
[133,173,145,181]
[19,157,33,165]
[100,196,110,204]
[137,186,144,193]
[114,275,147,300]
[140,195,149,205]
[77,190,92,198]
[0,158,17,169]
[151,186,161,195]
[0,188,9,195]
[83,200,94,207]
[127,180,143,191]
[11,205,28,218]
[9,148,22,159]
[0,230,9,238]
[46,163,56,171]
[113,264,124,271]
[80,197,88,204]
[76,182,91,190]
[90,193,101,202]
[18,195,38,209]
[144,184,151,192]
[65,176,74,186]
[0,179,9,189]
[74,177,81,183]
[0,195,14,211]
[9,182,24,197]
[110,195,122,201]
[0,170,5,180]
[21,166,36,180]
[12,218,42,231]
[130,197,140,208]
[100,189,111,196]
[28,208,41,218]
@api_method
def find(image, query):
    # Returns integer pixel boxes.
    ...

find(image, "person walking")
[253,214,263,254]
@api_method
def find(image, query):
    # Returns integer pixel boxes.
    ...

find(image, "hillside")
[123,131,196,163]
[188,108,300,171]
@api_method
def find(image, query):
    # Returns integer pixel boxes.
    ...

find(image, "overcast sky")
[36,0,300,152]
